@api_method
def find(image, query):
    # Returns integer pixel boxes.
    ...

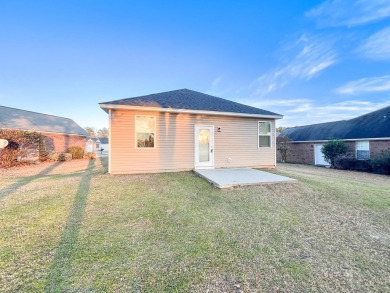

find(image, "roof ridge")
[0,105,75,121]
[286,119,348,129]
[351,105,390,121]
[287,105,390,129]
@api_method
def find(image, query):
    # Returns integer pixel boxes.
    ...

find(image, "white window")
[356,141,370,160]
[135,116,156,148]
[258,121,272,147]
[96,143,100,149]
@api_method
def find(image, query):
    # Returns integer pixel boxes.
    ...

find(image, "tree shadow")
[0,162,63,199]
[44,159,95,292]
[98,156,108,173]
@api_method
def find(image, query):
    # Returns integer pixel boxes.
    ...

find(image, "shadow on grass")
[0,162,63,199]
[98,156,108,173]
[44,159,95,292]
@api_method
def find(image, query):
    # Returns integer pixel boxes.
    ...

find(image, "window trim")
[355,140,370,160]
[258,121,272,148]
[135,115,157,149]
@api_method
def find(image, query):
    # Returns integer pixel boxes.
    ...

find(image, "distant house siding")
[278,140,390,165]
[43,133,86,153]
[110,109,276,174]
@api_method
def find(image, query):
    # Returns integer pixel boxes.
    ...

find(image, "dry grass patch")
[0,160,389,292]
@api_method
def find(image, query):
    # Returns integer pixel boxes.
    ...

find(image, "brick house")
[278,106,390,165]
[0,105,87,153]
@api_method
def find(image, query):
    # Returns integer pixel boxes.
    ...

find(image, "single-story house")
[279,106,390,165]
[99,89,283,174]
[0,105,87,152]
[86,137,109,152]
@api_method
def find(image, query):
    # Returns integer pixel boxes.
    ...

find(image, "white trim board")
[100,104,283,119]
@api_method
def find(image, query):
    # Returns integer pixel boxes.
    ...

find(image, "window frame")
[135,115,157,149]
[355,140,370,160]
[258,121,272,148]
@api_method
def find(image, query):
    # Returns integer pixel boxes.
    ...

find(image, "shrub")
[48,152,72,162]
[321,139,348,167]
[67,146,84,159]
[58,153,72,161]
[84,152,96,159]
[47,152,59,161]
[334,158,372,172]
[0,129,46,167]
[371,149,390,175]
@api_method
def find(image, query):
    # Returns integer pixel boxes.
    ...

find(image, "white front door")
[314,144,329,166]
[194,125,214,168]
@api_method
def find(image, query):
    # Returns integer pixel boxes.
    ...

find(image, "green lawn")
[1,158,389,292]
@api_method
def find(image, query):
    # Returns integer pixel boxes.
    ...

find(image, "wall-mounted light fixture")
[217,127,222,132]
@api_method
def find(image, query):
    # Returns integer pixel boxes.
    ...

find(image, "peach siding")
[110,109,276,174]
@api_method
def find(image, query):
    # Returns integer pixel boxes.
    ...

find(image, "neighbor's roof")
[89,137,108,144]
[100,89,282,118]
[0,106,87,136]
[281,106,390,141]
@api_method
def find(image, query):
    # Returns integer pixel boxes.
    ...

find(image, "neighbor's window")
[258,121,271,147]
[356,141,369,160]
[96,143,100,149]
[135,116,156,148]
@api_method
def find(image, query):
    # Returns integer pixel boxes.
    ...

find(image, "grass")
[0,159,389,292]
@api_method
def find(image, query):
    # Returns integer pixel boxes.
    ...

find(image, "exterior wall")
[281,142,315,165]
[370,140,390,157]
[43,133,86,153]
[110,109,276,174]
[278,140,390,165]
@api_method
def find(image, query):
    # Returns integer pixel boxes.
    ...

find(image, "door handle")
[210,148,213,153]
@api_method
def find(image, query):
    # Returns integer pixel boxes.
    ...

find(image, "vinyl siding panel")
[110,109,276,174]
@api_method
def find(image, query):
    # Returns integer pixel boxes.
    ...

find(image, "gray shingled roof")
[100,89,282,117]
[281,106,390,141]
[89,137,108,144]
[0,106,87,136]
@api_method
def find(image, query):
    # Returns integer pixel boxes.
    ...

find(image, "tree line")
[85,127,109,138]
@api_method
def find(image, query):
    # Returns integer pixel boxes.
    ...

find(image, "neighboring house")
[0,105,87,152]
[99,89,282,174]
[86,137,109,152]
[279,106,390,165]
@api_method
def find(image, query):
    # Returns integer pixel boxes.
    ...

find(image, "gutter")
[99,104,283,119]
[289,137,390,143]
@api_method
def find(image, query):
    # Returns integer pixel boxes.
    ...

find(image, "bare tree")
[276,135,291,163]
[97,127,109,138]
[85,127,97,138]
[276,126,287,133]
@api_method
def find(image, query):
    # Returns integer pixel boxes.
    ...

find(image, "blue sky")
[1,0,390,128]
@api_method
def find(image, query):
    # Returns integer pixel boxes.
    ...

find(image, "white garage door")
[314,144,330,166]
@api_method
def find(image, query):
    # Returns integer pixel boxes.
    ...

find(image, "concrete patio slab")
[194,168,297,188]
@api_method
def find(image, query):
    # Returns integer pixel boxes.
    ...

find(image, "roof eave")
[99,104,283,119]
[288,137,390,143]
[0,127,87,136]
